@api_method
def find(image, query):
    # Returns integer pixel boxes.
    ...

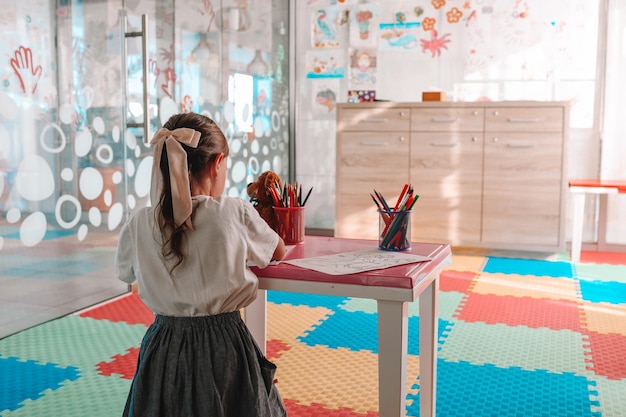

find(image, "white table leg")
[419,276,439,417]
[571,193,585,262]
[378,299,409,417]
[245,288,267,355]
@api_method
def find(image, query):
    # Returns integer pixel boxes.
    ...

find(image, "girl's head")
[153,112,230,270]
[161,112,229,191]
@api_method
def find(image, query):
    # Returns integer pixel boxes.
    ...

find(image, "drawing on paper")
[284,249,431,275]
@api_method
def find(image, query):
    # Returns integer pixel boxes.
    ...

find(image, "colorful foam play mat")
[1,250,625,416]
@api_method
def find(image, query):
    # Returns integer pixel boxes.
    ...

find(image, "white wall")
[294,0,623,246]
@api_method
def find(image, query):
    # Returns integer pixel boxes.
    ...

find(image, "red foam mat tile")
[96,347,139,379]
[267,339,291,360]
[283,400,379,417]
[80,292,154,326]
[440,270,477,293]
[454,293,583,332]
[583,331,626,380]
[580,251,626,265]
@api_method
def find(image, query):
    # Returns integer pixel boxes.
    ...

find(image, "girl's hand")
[272,237,286,261]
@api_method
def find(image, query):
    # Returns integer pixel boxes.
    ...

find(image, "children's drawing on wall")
[420,29,451,57]
[305,50,345,79]
[312,6,342,48]
[350,2,379,47]
[378,10,420,50]
[347,89,375,102]
[349,48,377,89]
[311,79,339,118]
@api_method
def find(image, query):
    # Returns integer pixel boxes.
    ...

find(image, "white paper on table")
[247,245,297,267]
[282,249,431,275]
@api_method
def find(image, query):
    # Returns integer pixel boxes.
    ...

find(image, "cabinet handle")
[506,143,536,148]
[430,142,458,147]
[361,140,388,146]
[399,111,406,117]
[360,118,388,123]
[398,136,406,142]
[431,117,459,123]
[507,118,542,123]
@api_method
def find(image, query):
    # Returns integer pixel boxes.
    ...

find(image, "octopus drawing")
[420,29,451,57]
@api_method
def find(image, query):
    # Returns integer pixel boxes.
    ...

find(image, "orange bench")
[569,179,626,262]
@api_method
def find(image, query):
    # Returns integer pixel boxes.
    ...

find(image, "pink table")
[246,236,451,417]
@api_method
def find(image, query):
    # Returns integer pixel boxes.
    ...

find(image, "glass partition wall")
[0,0,291,338]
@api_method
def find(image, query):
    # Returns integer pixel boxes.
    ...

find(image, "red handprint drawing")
[161,67,176,98]
[201,0,216,32]
[10,46,43,95]
[149,59,160,88]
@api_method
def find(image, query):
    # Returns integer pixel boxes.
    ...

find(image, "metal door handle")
[122,13,150,143]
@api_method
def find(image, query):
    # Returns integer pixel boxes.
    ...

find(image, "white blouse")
[115,195,279,316]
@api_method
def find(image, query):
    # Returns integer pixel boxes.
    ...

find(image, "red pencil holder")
[378,209,412,251]
[273,206,305,245]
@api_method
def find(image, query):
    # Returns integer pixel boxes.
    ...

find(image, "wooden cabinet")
[336,101,569,251]
[335,107,410,239]
[482,107,566,247]
[409,107,484,244]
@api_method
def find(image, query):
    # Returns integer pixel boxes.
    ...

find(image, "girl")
[115,112,287,416]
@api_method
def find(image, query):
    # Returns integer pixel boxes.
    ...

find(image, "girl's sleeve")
[244,201,279,268]
[115,219,136,284]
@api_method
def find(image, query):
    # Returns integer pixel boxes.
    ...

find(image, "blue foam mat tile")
[579,280,626,304]
[267,290,348,310]
[0,356,80,413]
[298,309,453,355]
[408,359,600,417]
[483,257,574,278]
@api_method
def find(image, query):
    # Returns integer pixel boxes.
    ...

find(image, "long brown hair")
[155,113,229,271]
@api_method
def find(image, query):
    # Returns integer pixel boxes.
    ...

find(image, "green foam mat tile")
[575,263,626,283]
[438,320,591,376]
[592,376,626,417]
[0,315,146,370]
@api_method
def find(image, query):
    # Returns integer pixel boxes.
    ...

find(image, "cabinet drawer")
[338,107,410,132]
[337,132,409,185]
[410,107,484,132]
[336,132,410,239]
[410,133,483,244]
[485,107,564,132]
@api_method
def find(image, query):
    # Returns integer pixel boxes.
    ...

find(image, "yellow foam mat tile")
[470,272,580,301]
[267,302,334,342]
[580,302,626,336]
[273,341,420,414]
[446,254,487,272]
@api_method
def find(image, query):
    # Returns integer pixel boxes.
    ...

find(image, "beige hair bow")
[150,127,201,229]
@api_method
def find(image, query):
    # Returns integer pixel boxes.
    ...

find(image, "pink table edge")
[250,235,452,291]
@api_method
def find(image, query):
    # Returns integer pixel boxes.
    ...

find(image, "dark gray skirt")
[123,312,287,417]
